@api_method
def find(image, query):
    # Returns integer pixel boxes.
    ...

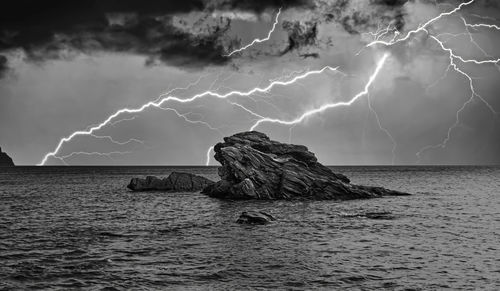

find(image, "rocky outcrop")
[202,131,409,200]
[127,171,214,192]
[236,211,275,225]
[0,147,14,167]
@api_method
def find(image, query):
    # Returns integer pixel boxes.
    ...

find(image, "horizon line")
[4,164,500,167]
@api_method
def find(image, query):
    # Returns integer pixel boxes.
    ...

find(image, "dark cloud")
[0,0,235,73]
[300,52,319,59]
[4,0,491,75]
[0,55,8,78]
[204,0,314,13]
[369,0,407,31]
[336,0,499,36]
[0,0,319,74]
[340,11,372,34]
[370,0,408,6]
[320,0,409,35]
[431,0,498,8]
[281,20,318,55]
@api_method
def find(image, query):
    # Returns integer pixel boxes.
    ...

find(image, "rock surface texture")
[0,147,14,166]
[202,131,409,200]
[128,172,214,192]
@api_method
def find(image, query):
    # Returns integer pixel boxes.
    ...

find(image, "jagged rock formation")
[236,211,275,225]
[0,147,14,167]
[202,131,410,200]
[127,172,214,192]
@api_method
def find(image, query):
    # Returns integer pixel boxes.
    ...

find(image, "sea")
[0,166,499,290]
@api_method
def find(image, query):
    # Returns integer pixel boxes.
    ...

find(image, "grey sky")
[0,0,499,165]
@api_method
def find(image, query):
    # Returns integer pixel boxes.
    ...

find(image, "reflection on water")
[0,166,499,290]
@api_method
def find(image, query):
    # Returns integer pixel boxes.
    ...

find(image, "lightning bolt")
[39,65,341,165]
[416,30,498,161]
[366,0,475,48]
[250,53,389,130]
[54,151,132,165]
[55,106,226,166]
[38,0,500,166]
[47,76,214,165]
[460,15,500,72]
[361,0,498,162]
[84,115,139,131]
[469,13,498,22]
[156,106,225,136]
[225,7,281,57]
[416,12,500,162]
[288,124,297,144]
[366,92,397,165]
[108,115,139,127]
[50,135,143,165]
[464,22,500,31]
[205,146,214,166]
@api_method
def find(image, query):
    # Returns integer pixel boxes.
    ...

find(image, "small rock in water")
[236,211,275,225]
[342,211,396,220]
[364,212,395,220]
[127,171,214,192]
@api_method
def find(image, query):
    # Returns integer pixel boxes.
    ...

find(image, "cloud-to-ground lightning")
[415,7,500,161]
[366,92,397,165]
[359,0,498,162]
[37,0,500,165]
[53,75,215,165]
[428,29,498,112]
[416,29,499,161]
[39,64,341,165]
[249,53,389,130]
[225,7,281,57]
[205,146,214,166]
[54,106,226,165]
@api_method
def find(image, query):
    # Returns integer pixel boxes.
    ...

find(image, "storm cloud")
[0,0,327,77]
[319,0,409,35]
[0,1,231,71]
[1,0,499,165]
[204,0,314,13]
[0,0,431,77]
[0,55,8,78]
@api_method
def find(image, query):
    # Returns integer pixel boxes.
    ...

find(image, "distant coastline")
[0,147,14,166]
[20,164,500,167]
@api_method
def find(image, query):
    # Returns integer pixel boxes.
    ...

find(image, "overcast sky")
[0,0,499,165]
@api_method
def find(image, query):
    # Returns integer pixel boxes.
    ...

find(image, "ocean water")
[0,166,499,290]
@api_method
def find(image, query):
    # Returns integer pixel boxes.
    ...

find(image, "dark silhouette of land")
[0,147,15,166]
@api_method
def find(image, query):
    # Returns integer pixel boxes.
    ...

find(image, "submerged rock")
[236,211,275,225]
[0,147,14,167]
[202,131,409,200]
[127,171,214,192]
[342,211,396,220]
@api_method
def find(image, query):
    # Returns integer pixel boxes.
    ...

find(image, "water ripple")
[0,166,499,289]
